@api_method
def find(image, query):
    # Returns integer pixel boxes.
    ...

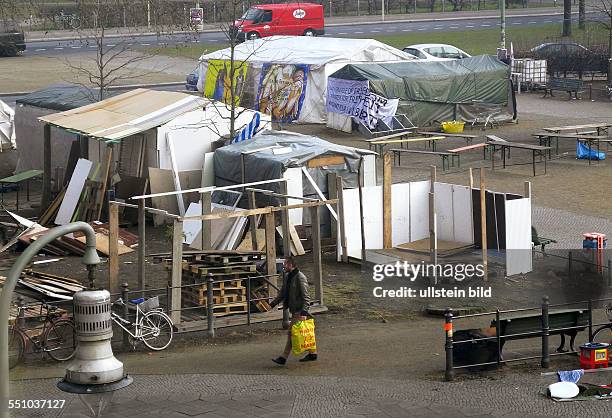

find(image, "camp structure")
[327,55,517,133]
[196,36,416,124]
[213,130,376,227]
[37,88,269,219]
[14,84,103,179]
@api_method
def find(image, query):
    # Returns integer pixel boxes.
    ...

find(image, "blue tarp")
[576,142,605,160]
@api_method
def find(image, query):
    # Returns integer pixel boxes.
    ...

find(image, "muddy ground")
[4,92,612,383]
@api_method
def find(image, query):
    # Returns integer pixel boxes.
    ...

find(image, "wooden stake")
[480,168,488,280]
[96,146,112,221]
[524,181,532,198]
[248,190,259,250]
[469,168,474,243]
[138,198,146,298]
[109,202,119,295]
[171,219,183,324]
[279,182,291,258]
[42,124,51,208]
[327,173,338,240]
[357,158,367,265]
[311,205,323,305]
[383,152,392,249]
[200,191,212,250]
[469,167,474,189]
[430,166,437,283]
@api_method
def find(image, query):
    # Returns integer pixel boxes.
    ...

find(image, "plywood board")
[201,152,215,187]
[55,158,93,225]
[343,185,383,259]
[362,154,377,187]
[409,181,429,242]
[148,167,202,225]
[75,232,133,256]
[237,229,266,251]
[434,182,454,242]
[391,183,410,246]
[451,184,474,244]
[505,197,533,276]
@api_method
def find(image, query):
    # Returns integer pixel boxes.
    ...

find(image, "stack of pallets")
[158,250,269,317]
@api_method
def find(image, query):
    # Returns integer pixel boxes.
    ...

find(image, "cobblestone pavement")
[8,372,612,417]
[533,206,612,249]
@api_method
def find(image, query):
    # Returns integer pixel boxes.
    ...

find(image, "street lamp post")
[382,0,385,21]
[500,0,506,49]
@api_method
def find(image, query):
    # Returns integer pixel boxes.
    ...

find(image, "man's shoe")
[272,356,287,365]
[299,353,318,362]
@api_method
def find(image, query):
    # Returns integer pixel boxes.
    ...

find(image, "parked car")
[402,44,471,61]
[185,67,198,91]
[529,42,608,78]
[0,21,26,57]
[232,3,325,42]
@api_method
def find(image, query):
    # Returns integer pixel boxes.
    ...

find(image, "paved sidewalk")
[8,372,612,417]
[533,206,612,249]
[25,6,587,42]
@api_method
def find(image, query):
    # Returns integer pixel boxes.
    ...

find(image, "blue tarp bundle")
[576,142,606,160]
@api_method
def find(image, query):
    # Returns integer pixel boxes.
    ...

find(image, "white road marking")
[354,31,364,34]
[209,39,218,42]
[544,20,553,23]
[370,30,380,33]
[449,26,459,29]
[107,44,115,47]
[465,25,475,28]
[88,45,96,48]
[337,32,347,35]
[70,46,81,49]
[480,24,491,27]
[141,43,150,46]
[54,47,63,50]
[417,28,426,31]
[528,21,538,24]
[402,29,412,32]
[191,40,198,43]
[35,48,46,51]
[512,22,522,25]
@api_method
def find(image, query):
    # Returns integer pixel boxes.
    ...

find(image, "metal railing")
[444,295,612,381]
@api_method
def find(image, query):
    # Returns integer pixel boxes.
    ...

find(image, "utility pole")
[382,0,385,21]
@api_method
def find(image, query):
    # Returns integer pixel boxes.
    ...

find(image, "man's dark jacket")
[270,268,310,315]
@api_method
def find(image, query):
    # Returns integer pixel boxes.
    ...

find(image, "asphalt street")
[22,13,601,57]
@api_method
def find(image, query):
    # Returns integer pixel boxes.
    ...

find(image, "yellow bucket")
[441,120,465,133]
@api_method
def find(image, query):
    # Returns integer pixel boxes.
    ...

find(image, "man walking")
[270,257,317,364]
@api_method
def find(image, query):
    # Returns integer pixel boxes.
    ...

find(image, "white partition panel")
[391,183,411,246]
[284,167,304,226]
[505,197,533,276]
[409,181,430,242]
[452,184,474,244]
[343,185,383,259]
[434,182,454,241]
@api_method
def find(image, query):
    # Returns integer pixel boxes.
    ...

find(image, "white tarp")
[197,37,415,124]
[505,197,533,276]
[0,100,16,149]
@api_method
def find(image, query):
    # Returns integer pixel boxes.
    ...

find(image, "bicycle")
[9,303,76,369]
[111,296,174,351]
[590,303,612,345]
[55,12,81,30]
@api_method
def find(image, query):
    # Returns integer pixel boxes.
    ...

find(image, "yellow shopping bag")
[291,318,317,355]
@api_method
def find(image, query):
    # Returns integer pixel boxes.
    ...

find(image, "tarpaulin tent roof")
[38,88,206,143]
[16,83,106,111]
[330,55,515,127]
[214,130,374,191]
[199,36,416,66]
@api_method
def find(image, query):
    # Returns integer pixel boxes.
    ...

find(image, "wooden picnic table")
[389,148,459,171]
[367,135,446,155]
[533,132,610,164]
[0,169,43,210]
[486,136,551,176]
[543,123,612,136]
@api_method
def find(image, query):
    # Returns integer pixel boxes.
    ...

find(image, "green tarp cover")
[330,55,514,127]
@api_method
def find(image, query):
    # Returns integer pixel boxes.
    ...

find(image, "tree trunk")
[562,0,571,37]
[578,0,585,30]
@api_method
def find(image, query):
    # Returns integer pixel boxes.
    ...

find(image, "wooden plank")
[132,178,288,200]
[38,187,66,225]
[95,146,113,220]
[480,168,488,280]
[336,176,348,263]
[42,124,51,207]
[307,155,345,168]
[108,203,119,294]
[327,173,338,242]
[200,191,212,250]
[171,219,183,324]
[55,158,93,225]
[383,152,392,249]
[288,222,305,256]
[248,190,259,250]
[300,167,338,220]
[264,211,277,298]
[279,181,291,258]
[75,232,133,256]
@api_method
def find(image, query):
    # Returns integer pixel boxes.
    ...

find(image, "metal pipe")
[541,296,550,369]
[0,222,100,417]
[206,275,215,339]
[444,308,454,381]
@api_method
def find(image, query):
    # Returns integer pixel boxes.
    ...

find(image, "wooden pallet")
[211,302,248,316]
[183,292,247,306]
[188,263,257,275]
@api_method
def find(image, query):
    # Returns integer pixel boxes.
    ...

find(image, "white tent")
[197,36,416,124]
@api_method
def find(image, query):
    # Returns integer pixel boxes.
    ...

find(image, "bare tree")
[592,0,612,83]
[562,0,572,36]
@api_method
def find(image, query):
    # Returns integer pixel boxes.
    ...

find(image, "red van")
[233,3,325,41]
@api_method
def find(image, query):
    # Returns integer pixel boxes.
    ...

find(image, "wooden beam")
[42,123,51,208]
[327,173,338,241]
[301,167,338,220]
[383,152,392,249]
[524,181,532,198]
[307,155,345,168]
[279,182,291,258]
[311,205,323,305]
[430,166,437,284]
[264,211,277,298]
[358,158,367,264]
[109,202,119,295]
[336,176,348,263]
[200,191,212,250]
[96,146,112,221]
[469,168,474,244]
[248,190,259,251]
[480,168,488,280]
[138,199,146,298]
[170,219,183,324]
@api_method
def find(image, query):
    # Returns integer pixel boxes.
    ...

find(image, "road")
[22,13,590,57]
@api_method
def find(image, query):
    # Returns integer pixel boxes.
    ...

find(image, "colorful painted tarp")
[256,64,309,123]
[203,59,249,106]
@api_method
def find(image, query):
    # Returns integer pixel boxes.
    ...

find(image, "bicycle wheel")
[591,325,612,345]
[44,320,77,361]
[139,311,173,351]
[9,327,25,369]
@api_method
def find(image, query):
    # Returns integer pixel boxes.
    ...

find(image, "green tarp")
[330,55,515,128]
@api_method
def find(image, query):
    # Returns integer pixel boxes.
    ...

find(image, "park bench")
[542,78,585,100]
[532,226,557,253]
[491,308,590,356]
[0,169,43,210]
[389,148,459,171]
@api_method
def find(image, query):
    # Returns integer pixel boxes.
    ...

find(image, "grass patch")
[145,43,227,60]
[368,23,609,55]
